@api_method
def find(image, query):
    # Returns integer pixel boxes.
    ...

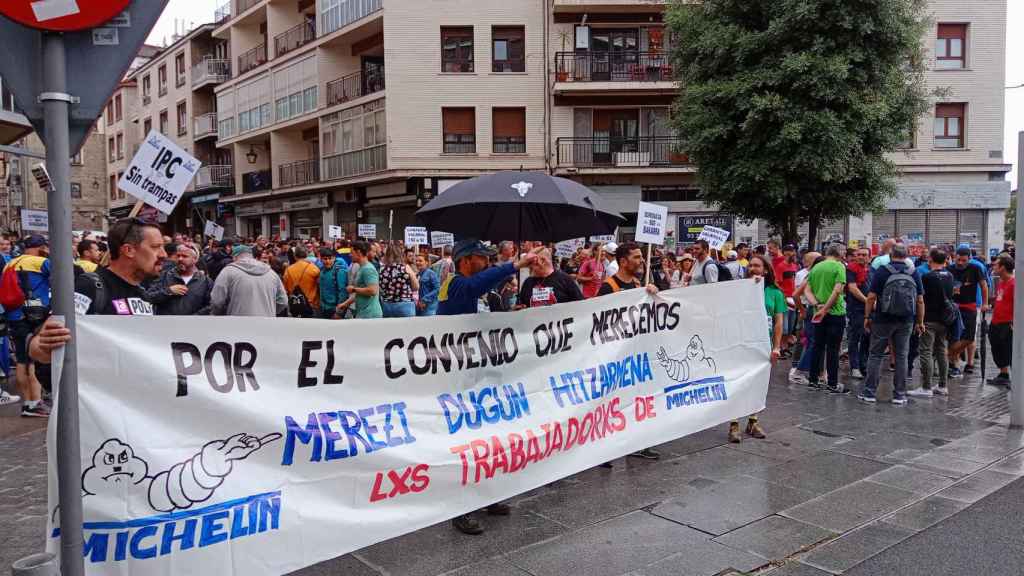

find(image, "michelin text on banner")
[47,280,771,575]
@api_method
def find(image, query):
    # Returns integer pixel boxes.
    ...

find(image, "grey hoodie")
[210,256,288,317]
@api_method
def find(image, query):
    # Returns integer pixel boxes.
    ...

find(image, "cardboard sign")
[555,238,585,260]
[21,208,48,232]
[328,225,343,240]
[589,234,616,243]
[357,224,377,239]
[635,202,668,245]
[404,226,428,247]
[697,225,730,250]
[431,231,455,248]
[119,130,201,215]
[204,220,224,242]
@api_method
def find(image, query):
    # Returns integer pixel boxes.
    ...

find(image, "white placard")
[204,221,225,241]
[555,237,585,260]
[404,226,428,247]
[635,202,668,246]
[21,209,48,232]
[328,225,343,240]
[119,130,201,215]
[589,235,616,243]
[697,225,730,251]
[431,231,455,248]
[47,282,771,576]
[357,224,377,239]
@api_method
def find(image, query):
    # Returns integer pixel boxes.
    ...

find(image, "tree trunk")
[807,214,820,252]
[781,215,799,247]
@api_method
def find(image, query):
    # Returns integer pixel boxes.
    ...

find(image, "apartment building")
[0,75,32,145]
[106,25,233,231]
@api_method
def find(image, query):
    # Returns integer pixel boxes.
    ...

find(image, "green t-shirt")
[808,259,847,316]
[354,263,383,319]
[764,285,787,339]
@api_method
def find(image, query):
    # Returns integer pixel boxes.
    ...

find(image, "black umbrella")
[415,171,624,243]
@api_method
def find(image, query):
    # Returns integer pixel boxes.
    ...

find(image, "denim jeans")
[417,302,438,317]
[919,322,948,390]
[846,311,868,371]
[863,320,913,400]
[382,300,416,318]
[797,315,816,372]
[810,314,845,389]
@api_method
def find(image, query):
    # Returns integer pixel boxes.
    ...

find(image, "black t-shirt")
[596,275,640,297]
[922,269,955,324]
[74,267,153,316]
[519,270,584,307]
[949,264,983,306]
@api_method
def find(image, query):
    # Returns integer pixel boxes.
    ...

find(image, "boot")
[728,421,742,443]
[746,419,766,439]
[452,513,484,535]
[485,502,511,516]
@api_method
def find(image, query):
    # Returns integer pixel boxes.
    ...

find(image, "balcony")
[195,165,234,191]
[238,43,267,76]
[192,57,231,87]
[236,0,261,15]
[555,137,688,168]
[554,51,673,83]
[242,169,273,194]
[275,20,316,58]
[326,69,385,107]
[323,144,386,181]
[320,0,382,37]
[194,113,218,140]
[279,158,320,188]
[552,0,667,12]
[214,1,231,22]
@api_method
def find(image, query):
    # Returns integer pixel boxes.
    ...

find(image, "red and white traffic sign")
[0,0,130,31]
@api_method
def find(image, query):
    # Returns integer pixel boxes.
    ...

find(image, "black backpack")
[288,266,314,318]
[880,264,917,318]
[702,259,733,282]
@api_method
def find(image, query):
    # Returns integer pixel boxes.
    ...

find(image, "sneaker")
[728,422,742,443]
[451,514,484,535]
[36,402,51,415]
[891,397,908,406]
[0,390,20,406]
[827,384,852,395]
[851,368,864,379]
[949,367,963,379]
[934,386,949,396]
[964,365,975,375]
[987,375,1011,387]
[20,404,49,418]
[629,448,661,460]
[907,388,933,398]
[789,369,810,386]
[858,394,877,404]
[485,502,511,516]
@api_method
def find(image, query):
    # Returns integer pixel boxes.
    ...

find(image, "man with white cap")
[725,250,745,280]
[601,241,619,281]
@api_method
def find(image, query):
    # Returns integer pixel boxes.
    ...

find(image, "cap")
[681,253,695,261]
[453,239,497,261]
[24,235,48,248]
[232,245,253,258]
[602,242,619,255]
[783,243,797,252]
[727,250,738,260]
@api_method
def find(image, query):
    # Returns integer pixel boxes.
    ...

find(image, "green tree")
[667,0,932,247]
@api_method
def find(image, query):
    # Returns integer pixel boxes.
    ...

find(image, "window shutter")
[443,108,475,135]
[936,103,964,118]
[937,24,965,39]
[493,108,525,138]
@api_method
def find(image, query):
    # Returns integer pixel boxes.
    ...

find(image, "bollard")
[11,553,58,576]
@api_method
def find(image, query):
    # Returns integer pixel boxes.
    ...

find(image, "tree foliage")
[667,0,932,247]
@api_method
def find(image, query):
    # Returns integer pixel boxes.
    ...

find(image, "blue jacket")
[418,268,440,310]
[4,255,51,321]
[318,260,349,312]
[437,263,514,316]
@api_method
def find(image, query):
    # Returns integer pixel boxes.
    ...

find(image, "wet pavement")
[1,353,1020,575]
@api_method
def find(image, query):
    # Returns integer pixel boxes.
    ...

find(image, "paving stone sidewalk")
[2,359,1019,575]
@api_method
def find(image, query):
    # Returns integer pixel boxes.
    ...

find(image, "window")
[936,24,966,70]
[934,103,965,148]
[115,94,122,122]
[117,172,125,199]
[71,150,83,165]
[143,118,152,135]
[177,101,188,136]
[492,107,525,153]
[142,75,151,103]
[108,136,115,159]
[116,133,124,159]
[158,65,168,96]
[70,183,82,199]
[175,52,186,87]
[109,174,117,200]
[442,107,475,153]
[106,102,114,126]
[441,27,474,73]
[159,109,169,134]
[492,27,525,73]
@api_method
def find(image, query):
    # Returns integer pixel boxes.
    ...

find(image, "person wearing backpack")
[691,240,731,285]
[283,246,321,318]
[915,249,955,398]
[317,247,348,319]
[803,244,850,394]
[859,243,925,405]
[1,235,51,417]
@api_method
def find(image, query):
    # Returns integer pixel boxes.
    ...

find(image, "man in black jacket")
[148,244,212,315]
[202,240,233,280]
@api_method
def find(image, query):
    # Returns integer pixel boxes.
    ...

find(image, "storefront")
[233,192,330,241]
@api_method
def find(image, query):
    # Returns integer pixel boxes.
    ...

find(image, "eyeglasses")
[109,217,149,255]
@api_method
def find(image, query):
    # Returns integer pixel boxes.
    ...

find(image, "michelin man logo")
[81,432,281,512]
[511,181,533,197]
[657,335,718,383]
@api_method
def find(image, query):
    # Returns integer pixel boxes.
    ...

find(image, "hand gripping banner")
[47,281,771,575]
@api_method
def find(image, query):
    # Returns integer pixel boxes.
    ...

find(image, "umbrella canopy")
[415,171,625,243]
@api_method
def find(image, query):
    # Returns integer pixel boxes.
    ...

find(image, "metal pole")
[42,31,84,575]
[1012,131,1024,427]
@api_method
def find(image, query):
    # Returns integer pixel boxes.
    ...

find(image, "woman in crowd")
[679,253,695,287]
[415,252,440,316]
[379,244,419,318]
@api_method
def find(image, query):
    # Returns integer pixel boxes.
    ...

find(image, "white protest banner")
[431,231,455,248]
[590,234,616,243]
[635,202,668,245]
[328,225,343,240]
[48,281,770,575]
[404,226,429,247]
[21,208,49,232]
[697,225,730,251]
[357,223,377,239]
[204,220,225,241]
[119,130,201,215]
[555,237,585,260]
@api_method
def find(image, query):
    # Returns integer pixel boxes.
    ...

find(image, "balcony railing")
[325,69,385,107]
[194,113,218,139]
[556,137,688,168]
[236,0,261,14]
[275,20,316,58]
[323,144,386,181]
[279,158,320,188]
[214,1,231,22]
[242,169,273,194]
[554,51,673,83]
[192,57,231,86]
[238,43,267,76]
[320,0,382,37]
[195,165,234,191]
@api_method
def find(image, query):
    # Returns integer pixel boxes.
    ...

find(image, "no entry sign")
[0,0,130,31]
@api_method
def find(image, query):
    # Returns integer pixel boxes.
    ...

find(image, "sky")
[147,0,1024,190]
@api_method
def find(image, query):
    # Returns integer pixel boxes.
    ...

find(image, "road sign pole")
[42,31,85,576]
[1011,131,1024,428]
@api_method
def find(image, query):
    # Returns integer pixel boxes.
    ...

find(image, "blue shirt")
[3,255,51,322]
[418,268,440,309]
[868,261,924,322]
[437,263,515,316]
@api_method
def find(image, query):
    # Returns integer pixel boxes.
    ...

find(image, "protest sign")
[635,202,668,245]
[589,234,615,243]
[405,226,429,247]
[118,130,201,215]
[555,237,585,260]
[47,281,770,575]
[697,225,730,250]
[21,208,48,232]
[431,231,455,248]
[204,220,224,241]
[328,225,343,240]
[357,224,377,239]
